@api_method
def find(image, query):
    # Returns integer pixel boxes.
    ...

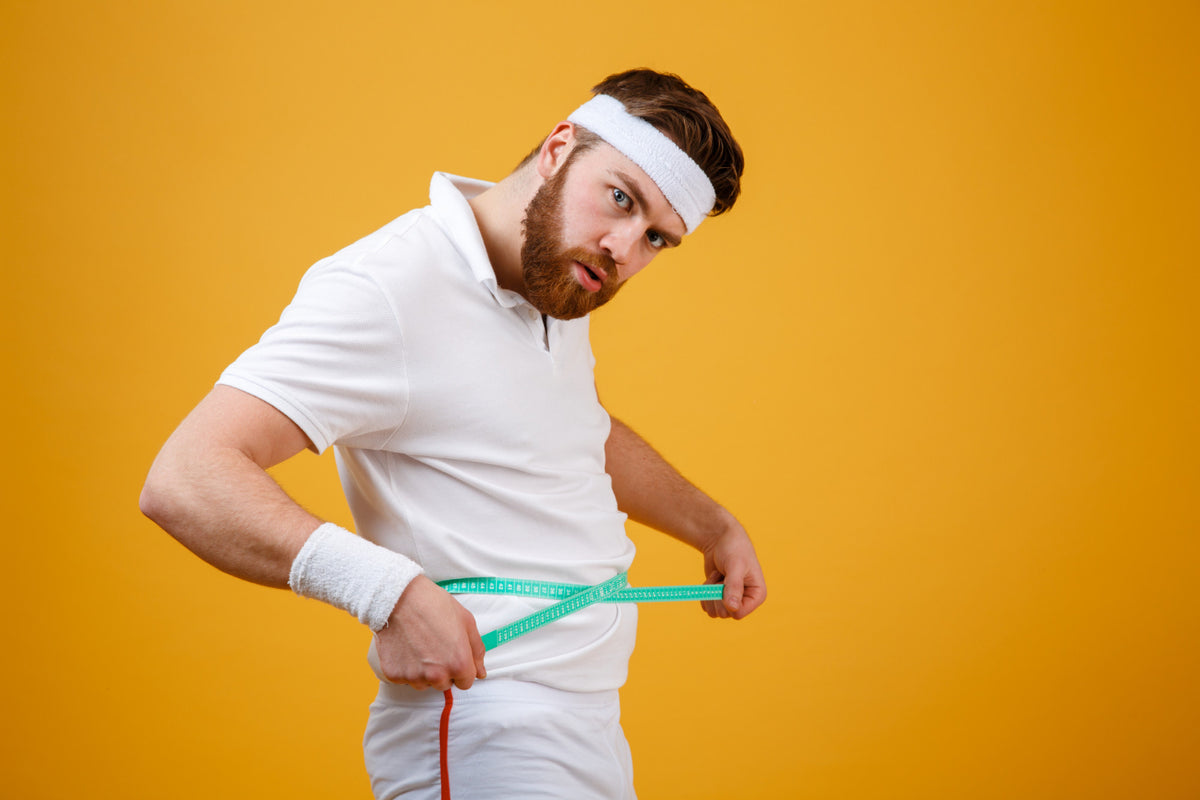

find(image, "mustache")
[562,247,616,283]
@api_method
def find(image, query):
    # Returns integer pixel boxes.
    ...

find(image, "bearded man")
[141,68,766,799]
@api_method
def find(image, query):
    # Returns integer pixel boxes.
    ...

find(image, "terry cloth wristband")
[288,522,423,632]
[568,93,716,233]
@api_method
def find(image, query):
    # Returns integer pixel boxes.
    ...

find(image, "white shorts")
[364,678,637,800]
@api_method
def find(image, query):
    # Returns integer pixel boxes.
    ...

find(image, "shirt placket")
[517,304,551,352]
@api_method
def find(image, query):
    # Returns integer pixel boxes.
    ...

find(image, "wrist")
[693,505,740,555]
[288,522,423,632]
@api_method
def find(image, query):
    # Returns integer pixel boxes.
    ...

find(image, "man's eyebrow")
[612,169,684,248]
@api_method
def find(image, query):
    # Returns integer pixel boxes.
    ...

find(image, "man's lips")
[573,260,608,293]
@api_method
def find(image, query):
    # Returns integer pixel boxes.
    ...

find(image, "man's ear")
[535,122,576,180]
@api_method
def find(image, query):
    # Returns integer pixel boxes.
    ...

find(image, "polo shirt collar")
[428,172,528,309]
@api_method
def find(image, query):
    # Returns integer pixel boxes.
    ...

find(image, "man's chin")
[531,288,607,320]
[523,260,618,319]
[538,299,598,321]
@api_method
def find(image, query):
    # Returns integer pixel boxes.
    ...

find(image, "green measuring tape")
[438,573,725,651]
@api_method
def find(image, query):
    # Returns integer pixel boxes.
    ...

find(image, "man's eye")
[647,231,666,249]
[612,188,630,208]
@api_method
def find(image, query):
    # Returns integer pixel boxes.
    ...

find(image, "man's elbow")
[139,456,185,532]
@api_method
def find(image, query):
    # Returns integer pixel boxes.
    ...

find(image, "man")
[141,68,766,799]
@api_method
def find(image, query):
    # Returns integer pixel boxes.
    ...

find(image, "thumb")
[722,571,745,615]
[471,629,488,679]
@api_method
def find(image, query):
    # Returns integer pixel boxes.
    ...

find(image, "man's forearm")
[605,414,767,619]
[139,387,322,589]
[140,436,321,589]
[604,415,737,553]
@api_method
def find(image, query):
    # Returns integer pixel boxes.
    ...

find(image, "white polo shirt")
[219,173,638,692]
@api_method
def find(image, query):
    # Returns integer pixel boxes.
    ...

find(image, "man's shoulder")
[343,204,439,257]
[317,205,452,273]
[323,172,489,277]
[295,207,479,315]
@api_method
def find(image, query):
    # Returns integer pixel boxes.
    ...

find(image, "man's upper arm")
[174,384,314,469]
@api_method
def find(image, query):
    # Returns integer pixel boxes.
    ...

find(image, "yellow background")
[3,1,1197,798]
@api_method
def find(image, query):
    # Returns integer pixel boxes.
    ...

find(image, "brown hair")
[519,69,745,218]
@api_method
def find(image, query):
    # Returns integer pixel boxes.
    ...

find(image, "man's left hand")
[701,514,767,620]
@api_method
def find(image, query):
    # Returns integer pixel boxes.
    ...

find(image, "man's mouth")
[573,261,607,293]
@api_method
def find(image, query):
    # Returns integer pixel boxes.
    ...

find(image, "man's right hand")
[373,576,487,691]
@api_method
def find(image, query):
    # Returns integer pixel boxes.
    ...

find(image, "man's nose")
[600,224,640,276]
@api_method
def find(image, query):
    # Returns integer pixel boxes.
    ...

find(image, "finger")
[426,666,453,692]
[702,570,724,618]
[705,599,729,619]
[722,570,745,618]
[448,650,477,690]
[472,635,488,680]
[739,581,768,615]
[464,617,487,680]
[445,636,481,691]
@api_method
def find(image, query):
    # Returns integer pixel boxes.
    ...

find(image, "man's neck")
[467,169,535,296]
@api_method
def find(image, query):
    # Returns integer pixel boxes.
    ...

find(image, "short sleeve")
[218,255,410,454]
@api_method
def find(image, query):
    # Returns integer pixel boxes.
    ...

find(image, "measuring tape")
[438,574,725,651]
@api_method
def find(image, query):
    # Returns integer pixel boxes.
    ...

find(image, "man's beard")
[520,161,622,320]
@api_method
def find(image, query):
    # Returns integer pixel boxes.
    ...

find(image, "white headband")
[567,94,715,234]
